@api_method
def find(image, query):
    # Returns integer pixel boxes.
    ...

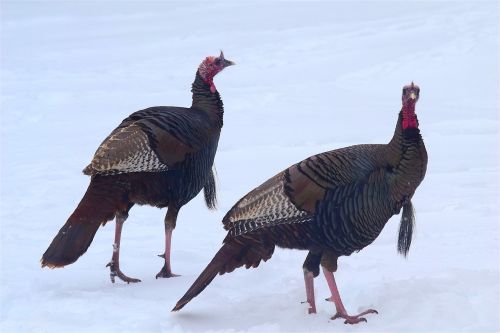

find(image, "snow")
[1,1,499,332]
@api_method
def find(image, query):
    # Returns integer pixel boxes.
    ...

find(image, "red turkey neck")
[385,105,423,166]
[401,100,418,130]
[191,72,224,127]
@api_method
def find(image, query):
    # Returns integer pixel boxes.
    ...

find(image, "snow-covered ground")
[1,1,499,332]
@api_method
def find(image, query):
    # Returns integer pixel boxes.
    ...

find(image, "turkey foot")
[300,300,317,314]
[155,254,180,279]
[327,301,378,324]
[106,261,141,284]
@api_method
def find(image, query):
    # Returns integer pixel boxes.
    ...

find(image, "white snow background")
[1,1,499,332]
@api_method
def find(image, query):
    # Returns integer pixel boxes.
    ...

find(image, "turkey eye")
[215,59,221,66]
[403,88,407,94]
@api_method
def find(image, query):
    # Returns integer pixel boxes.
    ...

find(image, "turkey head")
[198,50,235,93]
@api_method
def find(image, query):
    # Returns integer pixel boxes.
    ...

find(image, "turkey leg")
[323,267,377,324]
[106,213,141,283]
[303,270,317,314]
[302,251,321,313]
[156,206,180,278]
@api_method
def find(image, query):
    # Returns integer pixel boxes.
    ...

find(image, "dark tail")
[172,238,274,311]
[397,200,415,257]
[203,167,218,210]
[41,176,129,268]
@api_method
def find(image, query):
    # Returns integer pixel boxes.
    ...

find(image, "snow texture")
[1,1,499,332]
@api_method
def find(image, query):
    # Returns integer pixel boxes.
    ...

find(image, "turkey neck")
[387,110,423,156]
[385,110,427,196]
[191,72,224,128]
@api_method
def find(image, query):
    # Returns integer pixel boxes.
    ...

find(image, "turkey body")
[90,106,221,210]
[173,83,427,323]
[220,121,427,273]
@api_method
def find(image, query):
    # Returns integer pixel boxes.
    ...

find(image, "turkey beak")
[409,92,417,100]
[223,59,236,67]
[219,50,235,68]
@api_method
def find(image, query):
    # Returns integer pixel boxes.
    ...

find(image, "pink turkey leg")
[106,214,141,283]
[303,270,317,314]
[323,267,377,324]
[156,227,179,278]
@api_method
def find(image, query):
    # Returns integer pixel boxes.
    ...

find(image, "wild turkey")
[173,82,427,324]
[41,51,235,283]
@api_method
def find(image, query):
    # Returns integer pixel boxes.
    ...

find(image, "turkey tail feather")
[41,176,128,268]
[397,200,415,257]
[203,167,217,210]
[173,237,275,311]
[41,219,101,268]
[172,241,239,311]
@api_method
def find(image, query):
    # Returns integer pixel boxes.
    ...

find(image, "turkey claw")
[331,309,378,325]
[155,265,180,279]
[106,261,141,284]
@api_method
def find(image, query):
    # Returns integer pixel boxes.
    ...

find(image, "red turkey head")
[401,82,420,130]
[198,51,235,93]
